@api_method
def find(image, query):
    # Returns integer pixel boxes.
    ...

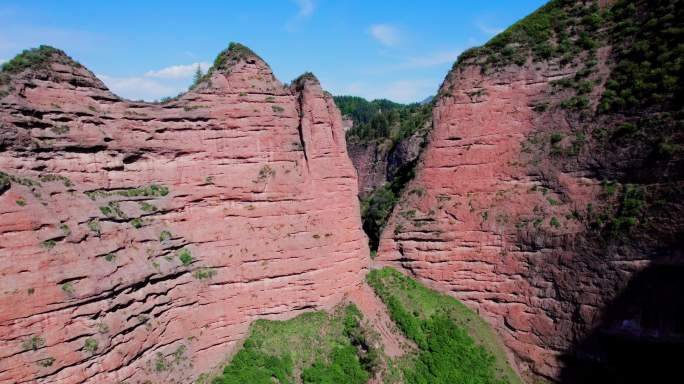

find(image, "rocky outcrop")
[0,45,368,383]
[377,0,684,382]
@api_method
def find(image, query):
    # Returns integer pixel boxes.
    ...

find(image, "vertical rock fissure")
[295,90,310,172]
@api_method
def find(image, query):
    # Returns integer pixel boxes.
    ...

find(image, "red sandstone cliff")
[377,1,683,382]
[0,45,368,383]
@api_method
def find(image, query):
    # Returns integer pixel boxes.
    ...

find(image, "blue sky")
[0,0,546,103]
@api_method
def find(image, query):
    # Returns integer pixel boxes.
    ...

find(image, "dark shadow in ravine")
[559,260,684,384]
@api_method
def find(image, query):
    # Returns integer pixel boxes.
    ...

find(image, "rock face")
[0,45,368,383]
[376,1,684,382]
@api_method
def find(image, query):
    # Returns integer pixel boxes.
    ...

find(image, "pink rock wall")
[0,47,368,383]
[375,49,651,380]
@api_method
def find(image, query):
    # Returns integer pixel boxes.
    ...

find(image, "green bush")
[159,230,172,241]
[301,345,369,384]
[22,335,45,351]
[1,45,76,73]
[212,346,293,384]
[83,338,98,354]
[178,249,193,265]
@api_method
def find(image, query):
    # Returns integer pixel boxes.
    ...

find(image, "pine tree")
[190,64,204,89]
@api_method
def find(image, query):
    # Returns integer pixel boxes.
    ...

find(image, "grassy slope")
[368,267,521,384]
[206,305,377,384]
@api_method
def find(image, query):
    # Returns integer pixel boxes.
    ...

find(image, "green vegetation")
[333,95,432,250]
[83,338,98,354]
[61,282,74,295]
[130,218,143,228]
[178,249,193,265]
[334,96,432,145]
[39,174,73,188]
[100,201,126,219]
[193,268,217,280]
[159,230,172,242]
[1,45,79,73]
[139,201,157,212]
[37,357,55,367]
[15,198,26,206]
[255,165,276,183]
[41,239,56,249]
[456,0,604,68]
[22,335,46,351]
[96,322,110,334]
[104,253,116,262]
[51,125,70,134]
[189,64,205,90]
[367,267,520,384]
[87,219,101,235]
[600,0,684,112]
[211,305,376,384]
[84,184,169,200]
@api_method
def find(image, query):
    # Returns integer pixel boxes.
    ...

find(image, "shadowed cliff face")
[0,45,368,383]
[377,0,683,381]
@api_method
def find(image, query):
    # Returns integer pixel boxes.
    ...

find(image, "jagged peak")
[290,72,321,93]
[1,45,83,74]
[211,42,268,72]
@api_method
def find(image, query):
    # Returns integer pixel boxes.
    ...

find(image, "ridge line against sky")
[0,0,545,103]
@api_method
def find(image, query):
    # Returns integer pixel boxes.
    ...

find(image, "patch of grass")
[193,268,217,280]
[178,248,193,265]
[155,352,169,372]
[130,218,144,228]
[159,230,172,242]
[550,217,561,228]
[367,267,521,384]
[41,239,56,249]
[15,198,26,206]
[139,201,157,212]
[87,219,101,235]
[85,184,169,200]
[255,165,276,183]
[37,357,55,367]
[61,282,74,295]
[22,335,45,351]
[271,105,284,113]
[83,338,98,354]
[60,223,70,236]
[210,305,375,384]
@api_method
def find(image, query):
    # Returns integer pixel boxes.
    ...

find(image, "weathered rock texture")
[0,45,368,383]
[377,1,684,382]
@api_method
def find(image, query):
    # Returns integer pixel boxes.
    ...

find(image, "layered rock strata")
[0,45,368,383]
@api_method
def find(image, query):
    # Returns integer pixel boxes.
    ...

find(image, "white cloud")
[144,62,210,79]
[286,0,315,30]
[475,21,503,36]
[98,74,181,101]
[369,24,401,47]
[294,0,315,17]
[0,58,6,64]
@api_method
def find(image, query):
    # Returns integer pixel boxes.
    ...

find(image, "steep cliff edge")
[0,44,368,383]
[377,0,683,382]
